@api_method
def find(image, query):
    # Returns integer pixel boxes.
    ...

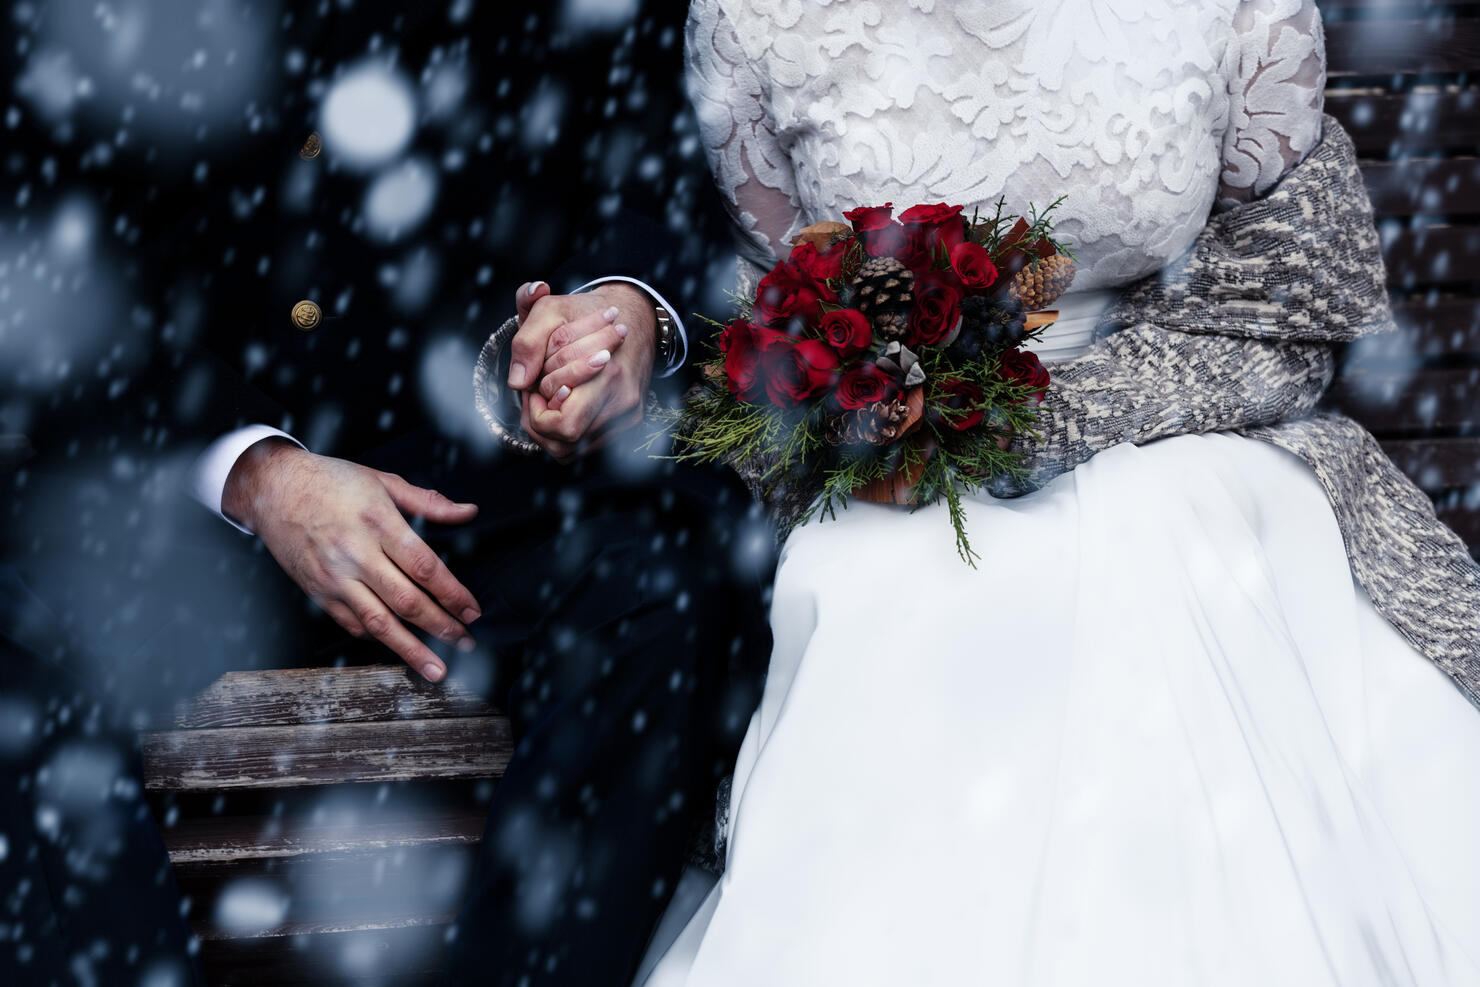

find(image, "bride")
[607,0,1480,983]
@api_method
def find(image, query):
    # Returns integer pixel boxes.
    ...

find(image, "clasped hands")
[507,280,658,461]
[220,282,656,683]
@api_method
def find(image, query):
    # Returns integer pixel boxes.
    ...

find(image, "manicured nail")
[527,281,547,297]
[509,361,528,388]
[461,607,481,624]
[602,306,619,321]
[456,637,476,653]
[614,323,628,339]
[554,384,571,402]
[588,349,611,369]
[422,662,445,682]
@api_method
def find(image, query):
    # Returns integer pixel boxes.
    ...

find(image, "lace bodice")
[684,0,1326,294]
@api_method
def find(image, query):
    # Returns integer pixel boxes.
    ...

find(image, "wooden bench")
[140,3,1477,982]
[141,667,511,985]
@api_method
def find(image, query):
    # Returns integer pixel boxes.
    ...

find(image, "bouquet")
[667,197,1076,563]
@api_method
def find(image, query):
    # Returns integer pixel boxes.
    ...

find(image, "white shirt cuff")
[572,275,688,377]
[190,424,305,534]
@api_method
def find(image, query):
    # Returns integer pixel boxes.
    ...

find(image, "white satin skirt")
[637,429,1480,986]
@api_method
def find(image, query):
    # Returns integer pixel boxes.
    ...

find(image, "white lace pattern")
[683,0,1326,292]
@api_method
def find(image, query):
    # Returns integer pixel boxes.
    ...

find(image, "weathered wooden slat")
[1327,89,1480,157]
[196,910,456,943]
[141,717,513,791]
[1363,158,1480,215]
[1390,296,1480,356]
[1325,366,1480,432]
[201,923,447,986]
[163,807,487,864]
[172,665,495,729]
[1382,225,1480,287]
[176,843,475,937]
[1380,436,1480,490]
[1325,19,1480,77]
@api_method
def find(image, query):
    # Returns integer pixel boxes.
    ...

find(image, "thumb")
[379,472,478,523]
[515,280,551,326]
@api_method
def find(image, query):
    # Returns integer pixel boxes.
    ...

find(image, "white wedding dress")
[637,1,1480,983]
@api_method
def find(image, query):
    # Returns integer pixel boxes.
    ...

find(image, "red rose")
[755,262,832,329]
[932,375,986,431]
[908,272,963,348]
[766,339,840,407]
[820,308,873,356]
[843,203,894,233]
[999,347,1051,403]
[949,241,998,292]
[788,239,846,284]
[720,319,791,402]
[831,362,898,411]
[898,202,966,258]
[860,220,926,265]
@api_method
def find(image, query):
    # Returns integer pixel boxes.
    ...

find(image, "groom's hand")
[222,438,481,682]
[508,283,656,462]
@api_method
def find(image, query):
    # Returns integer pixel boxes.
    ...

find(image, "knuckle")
[362,611,391,637]
[409,552,439,582]
[391,589,421,616]
[510,333,539,361]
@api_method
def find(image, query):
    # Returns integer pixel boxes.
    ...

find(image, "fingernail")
[603,306,619,321]
[554,385,571,402]
[456,637,476,653]
[509,362,527,388]
[461,607,481,624]
[422,662,445,682]
[614,323,628,339]
[588,349,611,369]
[527,281,547,297]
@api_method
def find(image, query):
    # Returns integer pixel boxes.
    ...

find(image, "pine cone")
[823,414,850,447]
[842,397,913,446]
[852,256,915,342]
[1008,254,1077,309]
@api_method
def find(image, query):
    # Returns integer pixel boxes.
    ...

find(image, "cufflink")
[654,306,675,368]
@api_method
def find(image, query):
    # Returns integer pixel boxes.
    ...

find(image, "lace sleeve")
[684,0,805,272]
[1216,0,1327,211]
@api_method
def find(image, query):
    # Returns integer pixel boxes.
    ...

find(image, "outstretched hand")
[222,438,481,682]
[509,281,657,461]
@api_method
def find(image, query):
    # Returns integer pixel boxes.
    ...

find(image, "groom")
[214,265,769,987]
